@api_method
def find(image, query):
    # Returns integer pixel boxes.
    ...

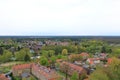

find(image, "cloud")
[0,0,120,35]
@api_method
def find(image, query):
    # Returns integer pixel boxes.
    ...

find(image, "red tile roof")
[0,74,9,80]
[87,58,100,64]
[107,58,112,64]
[32,64,59,80]
[80,52,89,57]
[62,61,84,72]
[12,63,32,70]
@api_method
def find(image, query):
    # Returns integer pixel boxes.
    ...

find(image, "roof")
[56,59,63,63]
[69,52,89,59]
[62,62,84,72]
[87,58,100,64]
[0,74,9,80]
[12,63,32,71]
[32,64,60,80]
[80,52,89,57]
[107,58,112,64]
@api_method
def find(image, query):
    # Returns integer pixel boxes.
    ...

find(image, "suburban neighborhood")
[0,37,120,80]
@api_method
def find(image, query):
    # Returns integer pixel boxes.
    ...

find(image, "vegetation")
[39,56,49,66]
[70,72,78,80]
[0,37,120,80]
[89,57,120,80]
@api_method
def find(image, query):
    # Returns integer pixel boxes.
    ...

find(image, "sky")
[0,0,120,36]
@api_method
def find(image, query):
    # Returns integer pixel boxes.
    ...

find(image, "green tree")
[89,57,120,80]
[40,56,49,66]
[0,47,3,55]
[15,48,31,61]
[101,46,106,53]
[89,68,109,80]
[24,54,31,62]
[62,49,68,56]
[0,50,12,63]
[41,50,49,58]
[70,72,78,80]
[105,57,120,80]
[50,56,56,68]
[48,50,55,57]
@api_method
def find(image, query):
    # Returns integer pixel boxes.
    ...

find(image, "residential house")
[32,64,61,80]
[80,52,89,59]
[12,63,61,80]
[12,63,32,77]
[107,58,112,64]
[68,52,89,62]
[86,58,100,65]
[60,61,87,76]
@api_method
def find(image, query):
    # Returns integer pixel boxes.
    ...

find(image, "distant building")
[68,52,89,61]
[80,52,89,59]
[86,58,100,65]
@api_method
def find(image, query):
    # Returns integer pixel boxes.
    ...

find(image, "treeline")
[41,40,112,55]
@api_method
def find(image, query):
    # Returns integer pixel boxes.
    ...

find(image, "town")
[0,36,120,80]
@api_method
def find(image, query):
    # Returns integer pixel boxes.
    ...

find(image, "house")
[94,53,108,60]
[68,53,89,62]
[12,63,61,80]
[12,63,32,77]
[60,61,87,76]
[32,64,61,80]
[80,52,89,59]
[0,74,9,80]
[107,58,112,64]
[86,58,100,65]
[99,53,108,59]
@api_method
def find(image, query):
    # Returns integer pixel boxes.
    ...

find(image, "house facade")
[12,63,32,77]
[12,63,61,80]
[32,64,61,80]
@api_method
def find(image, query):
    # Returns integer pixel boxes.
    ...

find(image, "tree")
[62,49,68,56]
[89,57,120,80]
[105,57,120,80]
[0,50,12,63]
[70,72,78,80]
[48,50,55,57]
[101,46,106,53]
[50,56,56,68]
[40,56,49,66]
[24,54,30,62]
[89,68,109,80]
[0,47,3,55]
[41,50,49,58]
[61,63,70,80]
[112,48,120,57]
[15,48,31,61]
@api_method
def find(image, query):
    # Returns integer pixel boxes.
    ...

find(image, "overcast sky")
[0,0,120,36]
